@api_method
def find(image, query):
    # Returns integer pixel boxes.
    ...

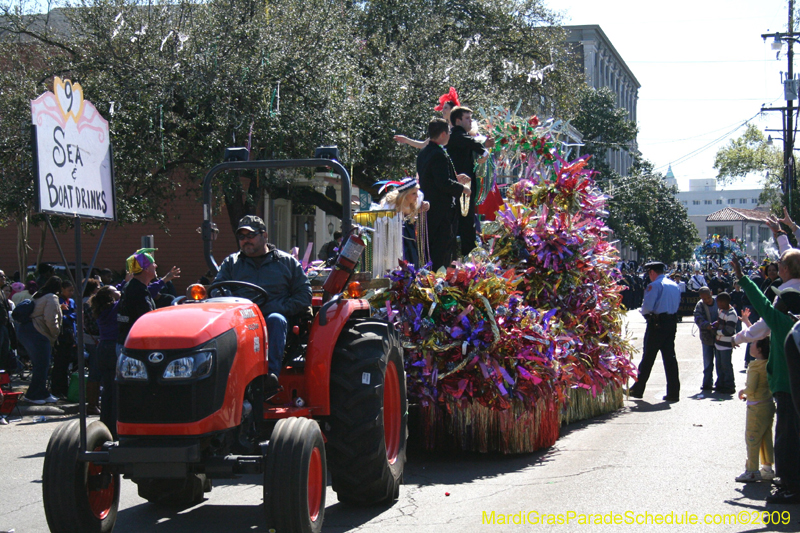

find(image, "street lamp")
[765,133,800,150]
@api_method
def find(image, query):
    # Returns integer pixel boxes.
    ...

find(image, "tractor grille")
[118,329,237,424]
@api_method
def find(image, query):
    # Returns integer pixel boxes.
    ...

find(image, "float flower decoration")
[378,259,558,411]
[367,116,636,452]
[372,143,634,406]
[489,157,636,395]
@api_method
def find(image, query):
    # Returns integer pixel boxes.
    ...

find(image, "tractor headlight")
[117,353,148,381]
[162,351,214,380]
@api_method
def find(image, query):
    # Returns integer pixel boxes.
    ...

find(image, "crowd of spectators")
[619,207,800,505]
[0,255,179,420]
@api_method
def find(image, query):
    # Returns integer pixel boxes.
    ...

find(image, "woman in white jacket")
[19,276,62,404]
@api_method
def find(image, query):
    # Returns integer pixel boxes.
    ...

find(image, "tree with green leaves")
[713,123,784,211]
[1,0,585,255]
[570,86,638,183]
[1,0,361,229]
[0,34,68,274]
[605,169,698,263]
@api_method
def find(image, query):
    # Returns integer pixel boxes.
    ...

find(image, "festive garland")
[472,104,582,208]
[476,105,579,181]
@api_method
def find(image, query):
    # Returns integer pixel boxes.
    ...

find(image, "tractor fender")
[304,298,371,416]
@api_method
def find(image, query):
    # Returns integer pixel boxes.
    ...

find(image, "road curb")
[15,402,80,417]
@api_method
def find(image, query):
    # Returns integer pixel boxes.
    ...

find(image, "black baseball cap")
[237,215,266,234]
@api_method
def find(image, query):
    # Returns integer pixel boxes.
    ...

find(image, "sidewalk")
[1,373,81,422]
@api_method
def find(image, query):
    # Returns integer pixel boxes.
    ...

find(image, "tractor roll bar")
[201,158,352,275]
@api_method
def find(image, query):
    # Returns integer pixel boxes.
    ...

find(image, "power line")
[642,114,776,145]
[652,113,762,172]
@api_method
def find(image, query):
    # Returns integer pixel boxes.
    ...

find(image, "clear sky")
[555,0,792,192]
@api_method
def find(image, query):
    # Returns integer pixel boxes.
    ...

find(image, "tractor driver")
[214,215,312,391]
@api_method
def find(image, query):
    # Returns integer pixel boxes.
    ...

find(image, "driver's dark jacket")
[214,245,312,318]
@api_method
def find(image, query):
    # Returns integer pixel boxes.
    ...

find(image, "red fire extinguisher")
[323,233,366,295]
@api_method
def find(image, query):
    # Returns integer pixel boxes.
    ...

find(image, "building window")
[693,200,700,205]
[749,226,757,243]
[752,198,758,204]
[704,200,712,205]
[740,198,747,204]
[716,199,723,204]
[728,199,735,204]
[708,226,734,238]
[760,228,772,242]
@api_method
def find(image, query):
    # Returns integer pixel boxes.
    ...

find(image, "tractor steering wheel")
[208,280,270,307]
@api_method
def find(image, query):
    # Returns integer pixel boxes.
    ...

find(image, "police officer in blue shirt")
[629,261,682,402]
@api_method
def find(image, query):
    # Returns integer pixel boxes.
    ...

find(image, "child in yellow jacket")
[736,336,775,482]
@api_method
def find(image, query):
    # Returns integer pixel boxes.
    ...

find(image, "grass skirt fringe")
[415,397,560,454]
[560,384,624,426]
[413,384,623,454]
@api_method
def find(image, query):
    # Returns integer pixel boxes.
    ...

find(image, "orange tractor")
[41,154,407,533]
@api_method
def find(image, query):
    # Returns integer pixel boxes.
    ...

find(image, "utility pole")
[762,0,798,209]
[788,0,794,209]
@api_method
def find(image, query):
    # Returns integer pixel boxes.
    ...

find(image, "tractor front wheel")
[42,419,120,533]
[326,319,407,505]
[264,417,326,533]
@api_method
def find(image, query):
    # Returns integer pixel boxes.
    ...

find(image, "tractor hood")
[124,302,263,351]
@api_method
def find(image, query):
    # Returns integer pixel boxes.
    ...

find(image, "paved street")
[2,311,799,532]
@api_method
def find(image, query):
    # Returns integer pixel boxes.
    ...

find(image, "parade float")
[364,107,637,453]
[692,234,757,271]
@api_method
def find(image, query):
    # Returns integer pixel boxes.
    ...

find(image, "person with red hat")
[446,105,495,257]
[393,87,461,149]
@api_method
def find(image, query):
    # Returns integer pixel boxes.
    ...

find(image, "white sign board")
[31,77,116,221]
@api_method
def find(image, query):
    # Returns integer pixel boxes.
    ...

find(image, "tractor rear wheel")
[326,319,407,505]
[43,419,119,533]
[264,417,326,533]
